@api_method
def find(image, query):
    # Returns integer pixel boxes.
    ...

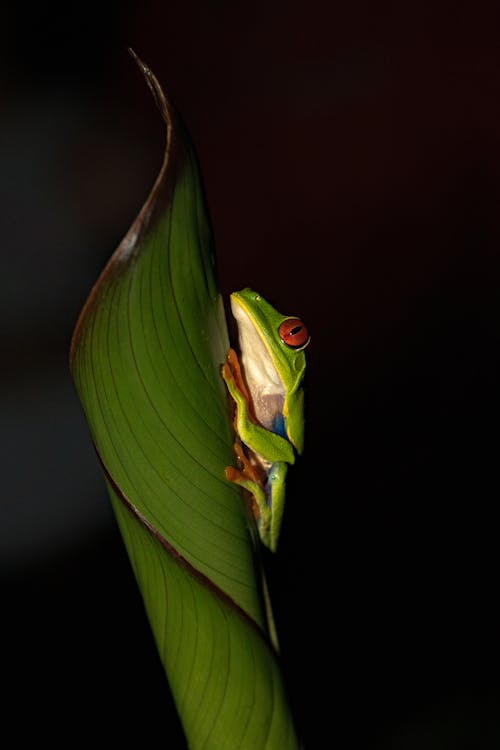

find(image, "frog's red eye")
[278,318,310,350]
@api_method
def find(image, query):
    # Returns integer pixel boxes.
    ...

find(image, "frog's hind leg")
[225,442,271,546]
[266,462,288,552]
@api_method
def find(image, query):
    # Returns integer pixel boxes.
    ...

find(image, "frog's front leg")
[221,349,295,466]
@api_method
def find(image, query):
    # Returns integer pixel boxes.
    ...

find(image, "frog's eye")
[278,318,310,350]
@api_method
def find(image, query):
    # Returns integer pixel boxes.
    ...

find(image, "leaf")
[70,54,301,749]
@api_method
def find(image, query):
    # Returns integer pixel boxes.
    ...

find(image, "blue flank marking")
[272,412,287,439]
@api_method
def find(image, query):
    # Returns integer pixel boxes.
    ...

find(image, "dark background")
[3,2,500,746]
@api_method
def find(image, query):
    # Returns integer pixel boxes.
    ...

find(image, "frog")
[221,288,309,551]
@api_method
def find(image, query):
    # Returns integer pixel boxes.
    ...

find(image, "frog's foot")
[221,348,257,425]
[226,441,264,485]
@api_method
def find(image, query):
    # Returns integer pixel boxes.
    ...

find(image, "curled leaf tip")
[128,47,171,128]
[69,55,175,370]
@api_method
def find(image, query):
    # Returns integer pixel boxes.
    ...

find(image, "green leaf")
[70,54,301,748]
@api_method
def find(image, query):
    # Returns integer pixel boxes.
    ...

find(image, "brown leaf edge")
[69,50,274,647]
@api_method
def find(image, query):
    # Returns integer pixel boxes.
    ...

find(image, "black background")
[3,2,500,746]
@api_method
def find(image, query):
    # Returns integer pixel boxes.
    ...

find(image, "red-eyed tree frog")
[221,288,310,552]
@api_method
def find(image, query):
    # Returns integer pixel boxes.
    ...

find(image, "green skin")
[222,289,308,552]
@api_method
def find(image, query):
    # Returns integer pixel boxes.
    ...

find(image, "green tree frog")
[221,288,310,552]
